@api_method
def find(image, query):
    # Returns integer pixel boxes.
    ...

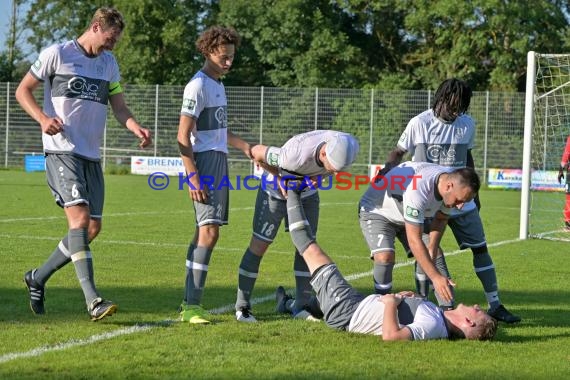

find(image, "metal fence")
[0,83,526,181]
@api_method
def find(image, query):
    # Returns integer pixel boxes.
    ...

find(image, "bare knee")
[88,219,102,242]
[197,224,220,248]
[249,236,270,256]
[373,251,395,264]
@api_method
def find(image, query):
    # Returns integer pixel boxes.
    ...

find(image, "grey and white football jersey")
[30,40,121,160]
[397,109,477,214]
[359,161,454,226]
[181,70,228,153]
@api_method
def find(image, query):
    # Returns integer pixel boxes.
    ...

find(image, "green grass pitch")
[0,170,569,379]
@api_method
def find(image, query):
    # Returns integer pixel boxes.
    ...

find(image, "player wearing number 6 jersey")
[233,130,359,322]
[16,7,152,321]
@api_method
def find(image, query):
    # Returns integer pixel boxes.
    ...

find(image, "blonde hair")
[468,314,499,341]
[90,7,125,32]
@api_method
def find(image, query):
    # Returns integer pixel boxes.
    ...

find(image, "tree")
[23,0,214,85]
[397,0,570,91]
[218,0,373,87]
[16,0,570,90]
[0,0,30,81]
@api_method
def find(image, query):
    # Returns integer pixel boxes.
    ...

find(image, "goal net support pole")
[520,51,536,240]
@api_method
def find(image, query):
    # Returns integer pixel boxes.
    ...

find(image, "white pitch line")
[0,202,355,224]
[0,324,153,364]
[0,237,523,364]
[344,237,523,281]
[0,233,293,255]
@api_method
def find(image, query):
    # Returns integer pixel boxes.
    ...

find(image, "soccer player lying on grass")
[281,189,498,341]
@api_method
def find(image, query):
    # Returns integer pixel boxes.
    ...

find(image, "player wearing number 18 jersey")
[234,130,359,322]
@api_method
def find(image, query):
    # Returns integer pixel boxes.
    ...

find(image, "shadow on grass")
[2,285,569,340]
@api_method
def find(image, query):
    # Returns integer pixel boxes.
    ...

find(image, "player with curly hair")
[177,26,255,324]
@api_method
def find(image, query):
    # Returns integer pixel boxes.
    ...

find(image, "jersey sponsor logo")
[399,132,407,142]
[51,74,109,105]
[68,76,99,95]
[32,59,42,71]
[214,106,227,128]
[406,206,419,218]
[182,98,196,111]
[426,144,456,162]
[268,152,279,166]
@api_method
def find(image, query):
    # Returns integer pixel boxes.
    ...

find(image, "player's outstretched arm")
[405,222,455,303]
[227,130,253,159]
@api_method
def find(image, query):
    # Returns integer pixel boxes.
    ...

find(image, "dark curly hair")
[196,26,241,57]
[432,78,472,123]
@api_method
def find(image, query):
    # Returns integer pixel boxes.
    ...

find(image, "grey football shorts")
[192,150,229,226]
[252,189,319,242]
[446,208,487,249]
[359,211,410,258]
[45,153,104,218]
[310,263,364,330]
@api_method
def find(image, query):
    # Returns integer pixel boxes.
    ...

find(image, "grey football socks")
[184,245,213,305]
[236,248,262,310]
[373,261,394,294]
[69,228,98,305]
[286,190,315,313]
[293,249,312,313]
[473,251,500,309]
[34,234,71,285]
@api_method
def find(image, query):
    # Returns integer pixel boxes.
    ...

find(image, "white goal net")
[520,51,570,241]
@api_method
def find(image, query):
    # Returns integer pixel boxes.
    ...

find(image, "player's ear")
[446,178,454,192]
[320,144,327,159]
[465,317,475,327]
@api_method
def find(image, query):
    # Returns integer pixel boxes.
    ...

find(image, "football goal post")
[520,51,570,241]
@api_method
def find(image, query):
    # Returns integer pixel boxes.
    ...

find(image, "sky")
[0,0,12,49]
[0,0,32,57]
